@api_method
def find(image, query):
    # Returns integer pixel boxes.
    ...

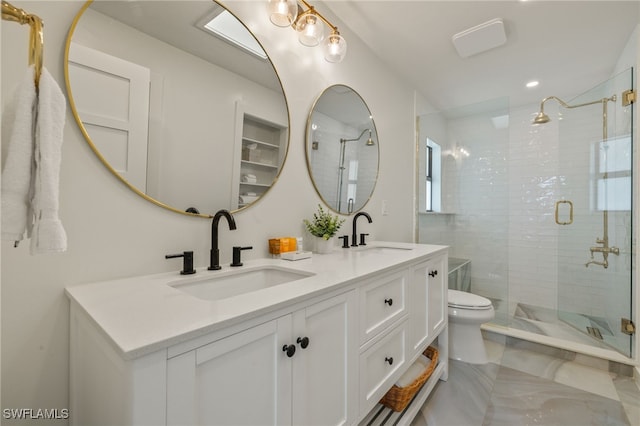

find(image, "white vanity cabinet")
[166,290,357,426]
[67,243,449,426]
[408,254,447,358]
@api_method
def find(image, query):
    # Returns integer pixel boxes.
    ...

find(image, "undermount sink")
[169,266,314,301]
[353,246,413,255]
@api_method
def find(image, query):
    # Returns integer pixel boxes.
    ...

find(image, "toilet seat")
[448,289,492,310]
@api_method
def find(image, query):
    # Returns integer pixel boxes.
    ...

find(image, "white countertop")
[66,242,447,359]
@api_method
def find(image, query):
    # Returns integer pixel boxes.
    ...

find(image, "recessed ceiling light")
[526,80,539,88]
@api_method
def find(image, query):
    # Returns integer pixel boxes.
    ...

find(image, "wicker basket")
[379,346,439,412]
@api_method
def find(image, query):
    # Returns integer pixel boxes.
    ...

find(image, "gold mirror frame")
[305,84,379,215]
[64,0,290,218]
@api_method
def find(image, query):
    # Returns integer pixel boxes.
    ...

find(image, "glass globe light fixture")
[268,0,298,27]
[297,12,324,47]
[324,31,347,63]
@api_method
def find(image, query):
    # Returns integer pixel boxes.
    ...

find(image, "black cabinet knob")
[428,270,438,277]
[296,336,310,349]
[384,298,393,306]
[282,344,296,358]
[385,357,394,365]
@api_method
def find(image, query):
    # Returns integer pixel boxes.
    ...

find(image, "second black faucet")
[209,209,236,270]
[351,211,372,247]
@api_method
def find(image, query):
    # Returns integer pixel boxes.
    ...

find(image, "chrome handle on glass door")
[555,200,573,225]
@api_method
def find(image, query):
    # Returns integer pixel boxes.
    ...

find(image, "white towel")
[30,67,68,254]
[1,66,37,244]
[241,173,257,183]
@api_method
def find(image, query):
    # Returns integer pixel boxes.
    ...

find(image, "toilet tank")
[448,258,470,292]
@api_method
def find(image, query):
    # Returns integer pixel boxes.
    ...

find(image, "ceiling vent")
[452,18,506,58]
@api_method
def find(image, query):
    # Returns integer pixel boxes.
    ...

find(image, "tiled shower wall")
[419,102,511,325]
[419,95,632,334]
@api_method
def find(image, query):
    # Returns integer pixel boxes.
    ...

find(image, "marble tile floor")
[411,335,640,426]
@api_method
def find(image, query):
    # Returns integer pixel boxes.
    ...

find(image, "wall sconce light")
[267,0,347,63]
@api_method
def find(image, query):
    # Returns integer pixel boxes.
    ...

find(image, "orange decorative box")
[269,237,297,255]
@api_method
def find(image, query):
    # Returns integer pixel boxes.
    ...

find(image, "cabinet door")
[428,255,447,337]
[292,291,357,426]
[167,317,292,426]
[409,255,447,356]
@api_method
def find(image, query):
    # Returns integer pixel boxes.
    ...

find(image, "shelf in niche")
[240,159,278,169]
[242,136,279,149]
[239,182,270,187]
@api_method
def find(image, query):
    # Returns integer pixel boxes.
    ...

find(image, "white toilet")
[447,289,494,364]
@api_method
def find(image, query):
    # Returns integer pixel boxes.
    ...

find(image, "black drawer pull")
[296,336,310,349]
[384,298,393,306]
[282,344,296,358]
[428,270,438,277]
[385,357,394,365]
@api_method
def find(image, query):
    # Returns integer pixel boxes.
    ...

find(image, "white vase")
[315,237,335,254]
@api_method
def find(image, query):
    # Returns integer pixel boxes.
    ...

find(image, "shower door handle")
[555,200,573,225]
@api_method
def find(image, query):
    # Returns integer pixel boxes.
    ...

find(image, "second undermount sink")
[169,266,315,301]
[353,245,413,255]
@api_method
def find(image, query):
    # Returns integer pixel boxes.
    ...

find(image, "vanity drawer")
[359,270,408,344]
[359,320,407,416]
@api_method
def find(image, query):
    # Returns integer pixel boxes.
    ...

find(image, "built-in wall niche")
[231,107,288,209]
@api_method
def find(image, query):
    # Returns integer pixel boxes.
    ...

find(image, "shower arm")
[537,95,616,116]
[340,128,371,143]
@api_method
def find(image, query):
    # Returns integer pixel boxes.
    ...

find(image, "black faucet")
[209,209,237,270]
[351,211,372,247]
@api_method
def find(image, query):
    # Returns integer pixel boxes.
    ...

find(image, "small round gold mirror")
[305,85,379,214]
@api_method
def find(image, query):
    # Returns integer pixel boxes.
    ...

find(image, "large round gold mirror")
[65,0,290,217]
[305,85,379,214]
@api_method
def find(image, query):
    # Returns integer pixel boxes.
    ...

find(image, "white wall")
[418,100,511,326]
[0,0,417,421]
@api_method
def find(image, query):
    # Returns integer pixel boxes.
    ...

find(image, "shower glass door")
[557,68,634,357]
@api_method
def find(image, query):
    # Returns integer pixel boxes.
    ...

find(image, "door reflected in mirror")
[65,0,290,217]
[305,85,379,215]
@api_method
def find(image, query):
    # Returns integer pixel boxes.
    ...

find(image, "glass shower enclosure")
[416,68,634,358]
[555,68,634,357]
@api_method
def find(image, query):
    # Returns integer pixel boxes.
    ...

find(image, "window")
[426,145,433,211]
[596,135,631,211]
[424,138,441,212]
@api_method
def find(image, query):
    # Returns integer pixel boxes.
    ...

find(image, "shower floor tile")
[511,303,614,350]
[411,336,638,426]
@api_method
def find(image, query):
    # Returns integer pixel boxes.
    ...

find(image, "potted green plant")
[303,204,345,253]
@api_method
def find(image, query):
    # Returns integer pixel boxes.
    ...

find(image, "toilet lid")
[448,289,492,310]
